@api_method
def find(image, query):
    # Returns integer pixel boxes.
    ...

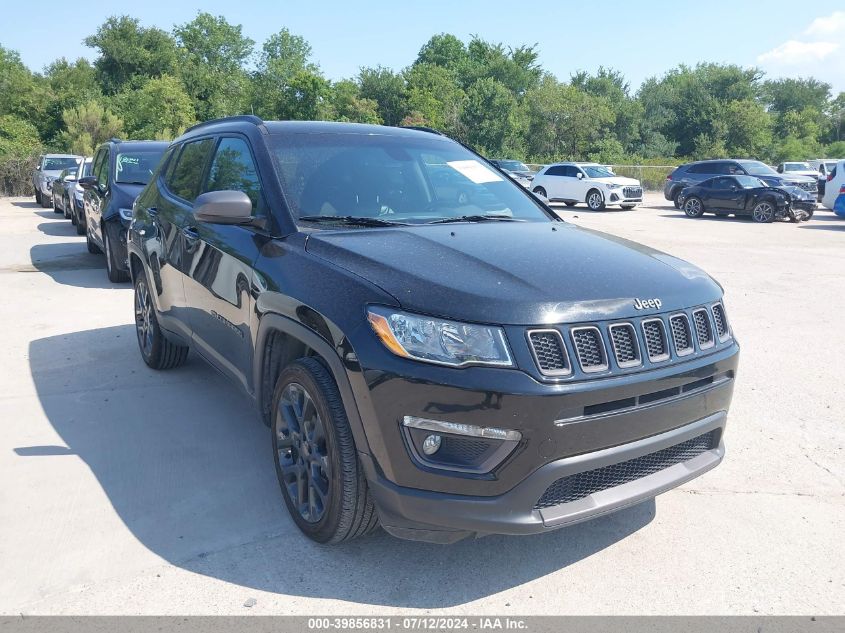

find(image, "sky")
[3,0,844,94]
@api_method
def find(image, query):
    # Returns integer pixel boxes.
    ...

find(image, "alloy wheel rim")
[276,383,331,523]
[685,199,701,216]
[134,280,153,356]
[588,193,601,209]
[754,203,773,222]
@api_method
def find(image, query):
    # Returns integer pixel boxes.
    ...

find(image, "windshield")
[81,160,92,177]
[269,133,551,226]
[784,163,811,171]
[739,160,778,177]
[42,157,79,171]
[735,175,767,188]
[498,160,530,172]
[115,150,165,185]
[583,165,615,178]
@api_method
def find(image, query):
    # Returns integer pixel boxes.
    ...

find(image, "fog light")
[422,434,441,455]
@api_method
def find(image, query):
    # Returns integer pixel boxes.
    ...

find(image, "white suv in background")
[531,162,643,210]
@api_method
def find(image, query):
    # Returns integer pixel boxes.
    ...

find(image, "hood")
[305,222,722,325]
[781,185,814,200]
[40,170,66,179]
[783,170,818,179]
[764,174,814,185]
[591,176,640,186]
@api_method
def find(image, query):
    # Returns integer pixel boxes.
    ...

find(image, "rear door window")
[165,138,214,203]
[545,165,567,177]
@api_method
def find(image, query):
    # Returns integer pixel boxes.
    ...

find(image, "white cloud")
[756,11,845,93]
[757,40,840,65]
[803,10,845,37]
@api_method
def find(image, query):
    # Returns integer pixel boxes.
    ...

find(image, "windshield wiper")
[426,214,523,224]
[298,215,409,227]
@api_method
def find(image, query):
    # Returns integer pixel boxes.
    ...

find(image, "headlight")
[367,307,513,367]
[607,183,623,189]
[119,208,133,221]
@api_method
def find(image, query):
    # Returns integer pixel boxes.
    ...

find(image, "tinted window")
[203,137,263,212]
[92,149,107,183]
[687,163,713,175]
[166,138,214,202]
[711,177,733,190]
[545,165,567,176]
[583,165,615,178]
[115,149,166,185]
[721,162,746,175]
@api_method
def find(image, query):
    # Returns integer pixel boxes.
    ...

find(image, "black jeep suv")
[127,117,739,544]
[80,139,168,282]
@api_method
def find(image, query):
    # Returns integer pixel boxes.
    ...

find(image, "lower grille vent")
[534,430,718,509]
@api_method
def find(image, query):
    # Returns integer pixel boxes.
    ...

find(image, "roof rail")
[183,115,264,135]
[399,125,444,136]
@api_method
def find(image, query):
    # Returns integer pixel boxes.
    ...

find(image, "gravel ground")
[0,193,843,615]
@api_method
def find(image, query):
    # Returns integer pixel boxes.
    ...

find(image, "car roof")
[43,154,81,158]
[107,140,170,151]
[547,161,601,167]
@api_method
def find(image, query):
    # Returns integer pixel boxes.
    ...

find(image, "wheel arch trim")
[254,312,371,457]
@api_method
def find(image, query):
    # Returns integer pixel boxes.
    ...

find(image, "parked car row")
[28,117,740,545]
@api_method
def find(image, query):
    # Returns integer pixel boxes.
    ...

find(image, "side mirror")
[576,172,583,179]
[64,175,76,182]
[776,165,783,173]
[35,165,41,171]
[193,190,253,225]
[77,176,97,190]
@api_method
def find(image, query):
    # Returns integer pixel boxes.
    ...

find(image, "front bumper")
[368,411,725,543]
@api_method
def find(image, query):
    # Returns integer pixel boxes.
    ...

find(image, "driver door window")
[203,137,266,217]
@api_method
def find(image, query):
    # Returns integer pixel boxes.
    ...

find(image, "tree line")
[2,12,845,193]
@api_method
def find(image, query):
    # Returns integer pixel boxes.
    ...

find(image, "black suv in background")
[80,140,168,282]
[128,117,739,544]
[664,159,817,208]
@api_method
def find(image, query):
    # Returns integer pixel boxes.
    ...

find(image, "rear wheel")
[752,201,775,223]
[104,226,129,283]
[272,358,379,543]
[63,195,71,219]
[75,211,86,235]
[532,186,547,198]
[134,271,189,370]
[586,189,605,211]
[35,190,42,205]
[42,192,53,208]
[673,190,684,209]
[683,197,704,218]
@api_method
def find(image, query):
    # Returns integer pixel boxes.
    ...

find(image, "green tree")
[571,67,642,151]
[461,77,521,156]
[358,66,407,126]
[404,64,465,135]
[84,16,179,94]
[415,34,468,70]
[722,99,771,157]
[460,37,541,97]
[173,12,254,120]
[0,115,41,156]
[0,46,50,137]
[60,100,124,155]
[43,58,101,146]
[324,80,381,124]
[112,75,194,139]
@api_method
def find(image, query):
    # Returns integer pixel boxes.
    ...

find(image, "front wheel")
[35,189,42,205]
[52,195,62,213]
[803,208,814,221]
[752,201,775,223]
[532,186,547,198]
[63,196,71,219]
[586,189,605,211]
[134,271,189,370]
[272,358,379,543]
[683,197,704,218]
[673,190,684,209]
[85,225,102,254]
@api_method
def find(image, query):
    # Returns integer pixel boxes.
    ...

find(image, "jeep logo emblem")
[633,297,662,310]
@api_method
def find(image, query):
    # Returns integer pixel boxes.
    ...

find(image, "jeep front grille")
[534,430,718,509]
[693,309,714,349]
[609,323,640,367]
[571,327,608,372]
[527,330,571,376]
[641,318,669,362]
[712,303,729,341]
[669,314,693,356]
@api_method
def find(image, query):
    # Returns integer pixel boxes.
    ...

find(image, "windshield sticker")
[446,160,503,184]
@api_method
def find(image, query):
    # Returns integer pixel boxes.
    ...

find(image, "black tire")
[751,200,775,223]
[42,192,53,208]
[683,196,705,218]
[85,226,102,254]
[70,205,78,226]
[35,189,42,205]
[51,195,61,213]
[803,208,814,221]
[272,358,379,544]
[532,186,547,198]
[75,212,86,235]
[673,189,684,209]
[564,201,577,207]
[63,196,71,219]
[104,226,129,282]
[586,189,605,211]
[134,271,189,370]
